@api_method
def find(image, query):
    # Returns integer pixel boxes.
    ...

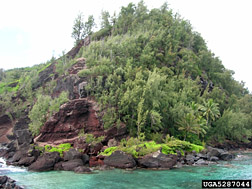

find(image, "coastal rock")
[63,149,82,161]
[62,159,84,171]
[0,176,24,189]
[0,176,8,185]
[9,151,23,163]
[54,161,64,171]
[207,147,224,158]
[63,148,89,164]
[36,99,104,144]
[104,151,136,169]
[0,114,13,143]
[13,117,33,147]
[28,152,61,171]
[196,153,208,160]
[209,156,219,162]
[74,166,92,173]
[89,156,104,167]
[81,154,89,165]
[138,151,177,169]
[194,159,209,166]
[219,152,234,161]
[185,154,196,165]
[17,156,36,166]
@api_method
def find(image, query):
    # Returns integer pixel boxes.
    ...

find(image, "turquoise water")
[1,154,252,189]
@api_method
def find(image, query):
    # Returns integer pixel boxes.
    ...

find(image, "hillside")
[0,1,251,154]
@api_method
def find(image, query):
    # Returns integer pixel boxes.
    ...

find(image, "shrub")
[29,92,69,136]
[100,146,118,156]
[44,143,72,157]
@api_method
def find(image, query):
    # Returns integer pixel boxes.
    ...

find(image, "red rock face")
[0,115,13,143]
[36,99,104,144]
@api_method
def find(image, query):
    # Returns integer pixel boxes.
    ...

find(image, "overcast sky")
[0,0,251,91]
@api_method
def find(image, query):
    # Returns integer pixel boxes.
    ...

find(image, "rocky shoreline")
[0,141,235,174]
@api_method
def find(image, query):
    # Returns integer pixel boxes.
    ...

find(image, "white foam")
[0,157,27,173]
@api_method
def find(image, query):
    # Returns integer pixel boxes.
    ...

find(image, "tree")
[72,14,95,45]
[199,99,220,126]
[0,68,5,81]
[72,13,85,44]
[83,15,95,38]
[101,10,111,29]
[177,113,199,141]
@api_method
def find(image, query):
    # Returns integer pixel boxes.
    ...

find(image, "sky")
[0,0,251,91]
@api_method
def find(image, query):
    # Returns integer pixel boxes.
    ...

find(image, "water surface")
[1,153,251,189]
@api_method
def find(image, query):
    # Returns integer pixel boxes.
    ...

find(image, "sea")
[0,153,251,189]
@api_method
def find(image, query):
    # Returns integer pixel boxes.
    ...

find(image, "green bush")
[100,146,118,156]
[29,91,69,136]
[44,143,72,157]
[100,137,204,158]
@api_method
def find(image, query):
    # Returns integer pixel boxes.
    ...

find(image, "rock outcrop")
[104,151,136,169]
[0,176,23,189]
[0,115,13,143]
[36,99,104,144]
[138,151,177,169]
[12,116,33,147]
[28,152,61,171]
[62,159,84,171]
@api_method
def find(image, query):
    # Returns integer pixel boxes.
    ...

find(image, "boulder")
[89,156,104,167]
[54,161,64,171]
[63,149,82,161]
[194,159,209,166]
[6,141,17,153]
[185,154,196,165]
[17,156,36,166]
[196,153,208,160]
[9,151,23,163]
[104,151,136,169]
[0,176,24,189]
[62,159,84,171]
[0,176,8,185]
[207,147,224,158]
[219,152,234,161]
[74,166,92,174]
[28,152,61,171]
[81,154,89,165]
[138,151,177,169]
[210,156,219,162]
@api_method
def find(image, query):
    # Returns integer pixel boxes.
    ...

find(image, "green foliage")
[28,92,69,136]
[100,137,204,158]
[100,146,118,156]
[28,95,51,136]
[72,13,95,44]
[44,143,72,157]
[212,109,251,142]
[82,133,105,145]
[48,91,69,115]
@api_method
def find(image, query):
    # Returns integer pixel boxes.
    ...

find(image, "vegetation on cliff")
[0,1,251,148]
